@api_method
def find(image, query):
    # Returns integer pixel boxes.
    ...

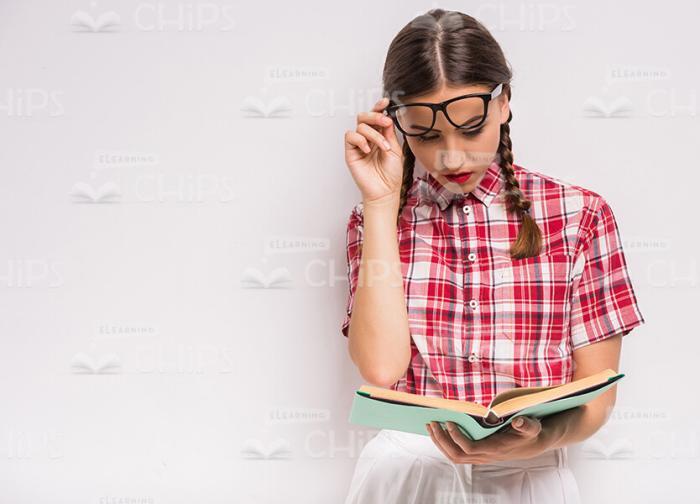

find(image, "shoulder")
[513,163,617,250]
[513,162,609,214]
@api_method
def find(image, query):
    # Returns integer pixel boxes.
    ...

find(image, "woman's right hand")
[344,97,404,205]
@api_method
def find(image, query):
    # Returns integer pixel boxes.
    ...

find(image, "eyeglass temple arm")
[491,83,504,99]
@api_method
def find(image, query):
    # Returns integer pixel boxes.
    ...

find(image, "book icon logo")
[70,352,122,374]
[240,267,292,289]
[69,181,121,203]
[70,9,121,32]
[240,438,292,460]
[581,437,635,460]
[240,95,293,118]
[582,95,633,118]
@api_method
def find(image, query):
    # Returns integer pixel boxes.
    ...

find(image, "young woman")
[340,8,646,504]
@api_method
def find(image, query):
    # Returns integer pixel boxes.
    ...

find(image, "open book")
[348,368,624,440]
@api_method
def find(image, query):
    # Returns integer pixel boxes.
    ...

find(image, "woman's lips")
[445,172,472,184]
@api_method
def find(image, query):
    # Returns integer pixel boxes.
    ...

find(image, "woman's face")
[402,84,510,193]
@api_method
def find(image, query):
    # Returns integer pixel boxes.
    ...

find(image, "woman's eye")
[461,127,484,138]
[415,128,484,143]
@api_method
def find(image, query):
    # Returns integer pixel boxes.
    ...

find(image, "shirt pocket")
[489,252,574,386]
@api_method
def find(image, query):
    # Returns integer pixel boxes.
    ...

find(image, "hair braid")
[396,141,416,227]
[498,111,542,258]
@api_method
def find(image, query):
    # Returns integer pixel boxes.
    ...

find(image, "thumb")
[380,111,402,152]
[511,416,541,436]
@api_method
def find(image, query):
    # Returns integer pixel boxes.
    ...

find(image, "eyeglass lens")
[394,96,486,135]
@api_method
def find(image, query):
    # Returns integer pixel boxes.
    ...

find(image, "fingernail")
[383,140,391,150]
[514,417,523,427]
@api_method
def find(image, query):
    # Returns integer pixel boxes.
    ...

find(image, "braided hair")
[495,100,542,258]
[395,141,415,228]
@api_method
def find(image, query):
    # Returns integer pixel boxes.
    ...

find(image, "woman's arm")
[537,333,623,449]
[347,193,412,388]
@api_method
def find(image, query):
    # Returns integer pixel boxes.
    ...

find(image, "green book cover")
[348,373,624,441]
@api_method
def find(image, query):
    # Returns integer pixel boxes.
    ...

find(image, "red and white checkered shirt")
[341,160,646,405]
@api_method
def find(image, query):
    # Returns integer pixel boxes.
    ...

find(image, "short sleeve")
[341,204,364,338]
[569,199,646,350]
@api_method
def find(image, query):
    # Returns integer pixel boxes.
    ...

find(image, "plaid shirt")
[341,160,646,405]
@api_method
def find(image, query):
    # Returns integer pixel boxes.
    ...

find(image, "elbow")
[347,323,411,389]
[354,350,410,389]
[359,367,401,389]
[348,341,407,388]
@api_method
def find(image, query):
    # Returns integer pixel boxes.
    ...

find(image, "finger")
[357,122,392,152]
[510,416,542,437]
[356,110,398,150]
[379,112,400,151]
[445,422,512,459]
[443,422,480,455]
[468,456,496,465]
[427,423,457,462]
[429,424,495,465]
[344,130,372,154]
[371,96,390,113]
[375,98,402,149]
[430,422,467,461]
[356,109,393,130]
[368,98,402,151]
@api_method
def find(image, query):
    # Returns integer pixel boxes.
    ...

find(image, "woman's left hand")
[426,416,549,465]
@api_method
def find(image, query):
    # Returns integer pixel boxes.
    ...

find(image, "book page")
[490,369,622,417]
[357,386,489,417]
[488,385,555,408]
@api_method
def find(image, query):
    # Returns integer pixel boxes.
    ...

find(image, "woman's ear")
[499,94,510,125]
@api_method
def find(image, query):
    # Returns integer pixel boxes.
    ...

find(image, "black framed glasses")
[384,83,504,137]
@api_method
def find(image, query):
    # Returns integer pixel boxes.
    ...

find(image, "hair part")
[384,8,542,258]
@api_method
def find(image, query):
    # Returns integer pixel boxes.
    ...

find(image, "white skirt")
[344,429,581,504]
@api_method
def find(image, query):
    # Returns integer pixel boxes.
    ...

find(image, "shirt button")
[462,205,471,215]
[467,353,479,363]
[467,252,476,262]
[468,299,478,309]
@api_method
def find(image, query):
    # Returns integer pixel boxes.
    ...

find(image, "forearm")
[538,398,614,451]
[348,194,411,387]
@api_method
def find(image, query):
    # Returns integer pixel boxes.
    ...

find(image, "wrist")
[537,409,577,451]
[363,192,401,213]
[535,420,558,452]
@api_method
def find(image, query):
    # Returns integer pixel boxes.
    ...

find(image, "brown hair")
[382,9,542,259]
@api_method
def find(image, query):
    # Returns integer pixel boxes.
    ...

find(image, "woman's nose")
[439,148,466,169]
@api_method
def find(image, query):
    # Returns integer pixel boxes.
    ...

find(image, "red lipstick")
[445,172,472,184]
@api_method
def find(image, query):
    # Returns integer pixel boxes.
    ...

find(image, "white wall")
[0,1,696,502]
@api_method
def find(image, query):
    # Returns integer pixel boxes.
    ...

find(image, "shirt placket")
[456,195,481,368]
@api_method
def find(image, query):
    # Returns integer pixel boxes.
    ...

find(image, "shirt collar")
[415,160,505,211]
